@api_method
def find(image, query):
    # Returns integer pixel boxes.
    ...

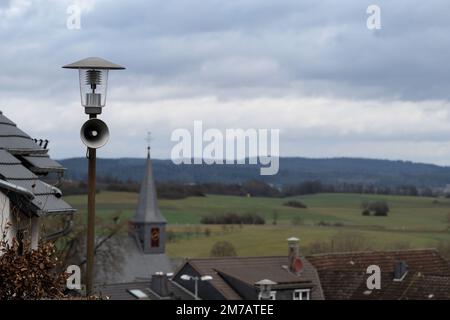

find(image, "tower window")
[151,228,160,247]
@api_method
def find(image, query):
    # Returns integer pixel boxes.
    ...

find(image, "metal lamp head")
[63,57,125,115]
[255,279,277,299]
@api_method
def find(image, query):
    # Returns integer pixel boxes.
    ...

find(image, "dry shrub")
[0,239,67,300]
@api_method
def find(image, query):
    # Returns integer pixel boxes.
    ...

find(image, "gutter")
[0,179,75,241]
[0,179,35,200]
[42,213,74,241]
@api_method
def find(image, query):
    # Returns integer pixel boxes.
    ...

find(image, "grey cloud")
[2,0,450,100]
[1,0,450,162]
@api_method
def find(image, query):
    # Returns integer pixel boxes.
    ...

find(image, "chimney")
[150,272,170,297]
[393,261,408,281]
[287,237,303,274]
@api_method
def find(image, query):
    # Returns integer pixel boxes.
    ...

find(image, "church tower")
[130,146,167,254]
[95,138,172,284]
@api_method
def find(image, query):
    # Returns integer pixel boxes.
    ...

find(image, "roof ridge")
[307,248,439,257]
[187,255,287,262]
[188,248,440,261]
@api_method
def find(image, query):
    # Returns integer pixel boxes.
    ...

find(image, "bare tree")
[210,241,237,257]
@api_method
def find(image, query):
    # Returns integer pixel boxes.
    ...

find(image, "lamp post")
[255,279,277,300]
[63,57,125,296]
[180,274,213,299]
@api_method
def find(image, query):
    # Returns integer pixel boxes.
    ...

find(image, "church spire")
[130,135,167,254]
[132,142,167,224]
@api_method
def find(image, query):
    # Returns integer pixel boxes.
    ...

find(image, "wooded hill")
[59,157,450,188]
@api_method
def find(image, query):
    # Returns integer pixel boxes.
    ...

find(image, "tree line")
[59,176,439,199]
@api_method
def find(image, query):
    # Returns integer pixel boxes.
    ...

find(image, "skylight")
[128,289,149,299]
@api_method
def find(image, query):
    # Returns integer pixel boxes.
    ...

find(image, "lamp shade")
[62,57,125,70]
[63,57,125,113]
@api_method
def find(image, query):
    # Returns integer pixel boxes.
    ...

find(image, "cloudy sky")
[1,0,450,164]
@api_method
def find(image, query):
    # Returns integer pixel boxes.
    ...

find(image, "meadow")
[64,191,450,258]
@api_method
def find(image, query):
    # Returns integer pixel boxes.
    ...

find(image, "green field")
[64,191,450,258]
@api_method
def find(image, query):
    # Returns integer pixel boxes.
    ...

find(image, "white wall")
[0,190,15,251]
[30,216,40,250]
[0,191,41,253]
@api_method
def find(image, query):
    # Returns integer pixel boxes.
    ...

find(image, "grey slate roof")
[22,155,65,173]
[98,279,196,300]
[0,113,46,154]
[98,281,153,300]
[131,148,166,224]
[0,111,74,216]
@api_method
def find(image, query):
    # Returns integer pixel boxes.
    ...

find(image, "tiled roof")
[175,250,450,300]
[98,279,196,300]
[22,155,65,173]
[308,249,450,300]
[307,249,450,274]
[98,281,152,300]
[180,256,324,300]
[0,111,74,216]
[0,112,46,154]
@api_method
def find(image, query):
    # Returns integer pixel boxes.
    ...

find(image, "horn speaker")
[80,118,109,149]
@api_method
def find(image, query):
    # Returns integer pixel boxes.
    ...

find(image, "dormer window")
[293,289,310,300]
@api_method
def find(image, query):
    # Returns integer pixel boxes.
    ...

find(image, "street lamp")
[180,274,213,299]
[255,279,277,300]
[63,57,125,115]
[63,57,125,296]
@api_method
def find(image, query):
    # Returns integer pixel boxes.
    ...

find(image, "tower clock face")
[151,228,160,247]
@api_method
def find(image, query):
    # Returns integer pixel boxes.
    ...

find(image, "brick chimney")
[150,272,170,297]
[287,237,302,274]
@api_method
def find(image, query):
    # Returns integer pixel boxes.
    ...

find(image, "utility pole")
[86,116,97,295]
[63,57,125,296]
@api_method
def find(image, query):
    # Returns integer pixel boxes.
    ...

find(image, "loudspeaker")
[80,118,110,149]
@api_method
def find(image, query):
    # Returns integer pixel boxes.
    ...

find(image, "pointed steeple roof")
[132,147,167,223]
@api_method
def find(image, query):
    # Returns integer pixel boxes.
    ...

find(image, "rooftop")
[0,111,74,216]
[175,255,324,300]
[308,248,450,300]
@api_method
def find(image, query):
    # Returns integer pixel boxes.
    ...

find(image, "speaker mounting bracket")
[84,106,102,115]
